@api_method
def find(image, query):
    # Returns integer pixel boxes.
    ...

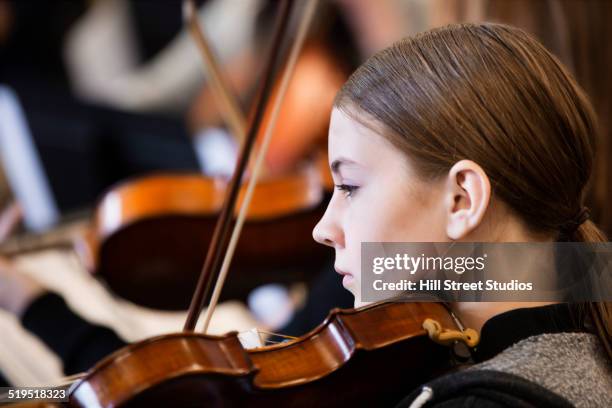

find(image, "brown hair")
[334,23,611,358]
[483,0,612,238]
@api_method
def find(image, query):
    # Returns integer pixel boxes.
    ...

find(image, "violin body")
[69,302,459,407]
[76,166,331,310]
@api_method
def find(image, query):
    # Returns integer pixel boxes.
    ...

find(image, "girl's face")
[313,108,450,306]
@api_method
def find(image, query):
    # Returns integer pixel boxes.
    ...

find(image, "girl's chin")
[341,274,355,288]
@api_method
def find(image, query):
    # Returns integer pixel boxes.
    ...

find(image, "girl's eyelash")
[335,184,359,197]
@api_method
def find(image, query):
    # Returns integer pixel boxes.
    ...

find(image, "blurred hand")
[0,257,44,317]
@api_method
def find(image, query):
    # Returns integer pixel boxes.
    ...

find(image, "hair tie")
[559,206,591,234]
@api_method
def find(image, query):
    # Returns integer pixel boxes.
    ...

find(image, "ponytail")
[572,220,612,360]
[573,219,607,243]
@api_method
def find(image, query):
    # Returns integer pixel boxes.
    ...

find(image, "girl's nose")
[313,207,344,249]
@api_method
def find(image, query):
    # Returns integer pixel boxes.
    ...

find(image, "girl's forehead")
[329,107,374,137]
[330,109,382,152]
[329,108,404,168]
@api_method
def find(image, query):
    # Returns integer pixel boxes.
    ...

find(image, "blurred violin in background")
[75,165,330,310]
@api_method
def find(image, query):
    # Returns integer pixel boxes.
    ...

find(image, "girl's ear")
[443,160,491,240]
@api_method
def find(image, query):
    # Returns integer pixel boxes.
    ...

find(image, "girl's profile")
[314,22,611,407]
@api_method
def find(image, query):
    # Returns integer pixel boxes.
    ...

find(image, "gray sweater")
[397,305,612,408]
[473,333,612,407]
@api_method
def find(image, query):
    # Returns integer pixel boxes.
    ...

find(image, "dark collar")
[473,303,586,362]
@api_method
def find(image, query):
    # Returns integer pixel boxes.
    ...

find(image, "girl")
[313,22,611,407]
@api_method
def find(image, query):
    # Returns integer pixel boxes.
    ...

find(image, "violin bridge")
[238,328,267,349]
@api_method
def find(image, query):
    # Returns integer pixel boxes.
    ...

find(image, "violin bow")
[200,0,319,333]
[183,0,247,142]
[184,0,295,331]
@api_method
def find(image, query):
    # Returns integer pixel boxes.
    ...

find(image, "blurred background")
[0,0,609,389]
[0,0,610,233]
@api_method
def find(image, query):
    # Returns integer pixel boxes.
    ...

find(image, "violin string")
[200,0,319,333]
[257,330,299,340]
[445,305,467,332]
[183,0,247,141]
[263,339,288,345]
[59,372,86,383]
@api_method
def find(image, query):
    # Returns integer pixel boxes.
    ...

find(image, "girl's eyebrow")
[330,158,358,176]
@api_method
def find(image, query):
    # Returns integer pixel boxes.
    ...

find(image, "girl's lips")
[334,265,351,277]
[334,265,354,287]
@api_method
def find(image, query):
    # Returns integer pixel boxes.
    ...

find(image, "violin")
[75,164,331,310]
[69,301,475,408]
[64,1,480,407]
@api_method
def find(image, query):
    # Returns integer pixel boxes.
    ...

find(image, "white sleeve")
[64,0,262,113]
[0,87,59,231]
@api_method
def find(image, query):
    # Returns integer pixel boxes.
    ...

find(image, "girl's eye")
[335,184,359,198]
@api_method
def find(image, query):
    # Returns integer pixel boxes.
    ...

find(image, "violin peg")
[422,318,480,348]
